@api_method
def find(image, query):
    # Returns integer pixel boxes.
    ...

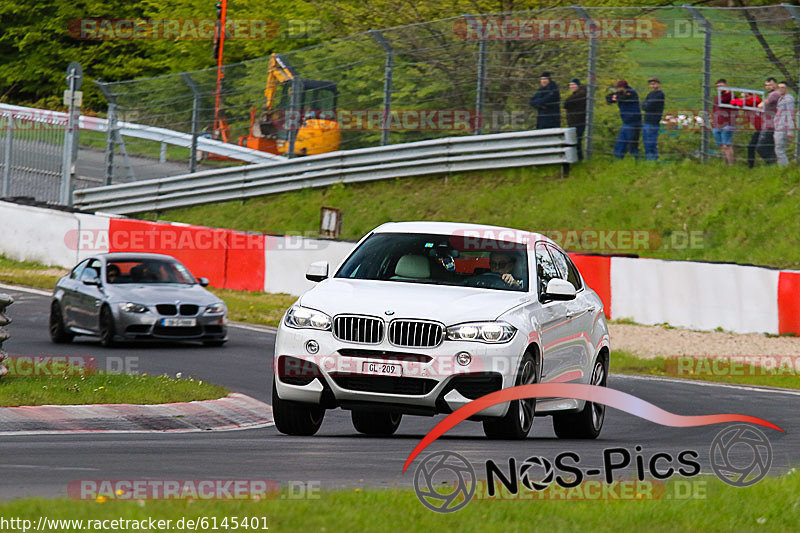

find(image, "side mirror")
[82,278,100,286]
[306,261,329,282]
[542,278,577,301]
[197,277,210,287]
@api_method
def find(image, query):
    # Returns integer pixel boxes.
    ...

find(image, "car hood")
[103,284,219,305]
[299,278,529,325]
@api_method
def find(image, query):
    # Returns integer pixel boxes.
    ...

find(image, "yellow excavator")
[238,54,341,156]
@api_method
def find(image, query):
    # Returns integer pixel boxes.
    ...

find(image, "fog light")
[455,352,472,367]
[305,340,320,354]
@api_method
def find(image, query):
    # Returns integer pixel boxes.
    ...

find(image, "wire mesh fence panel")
[0,111,65,204]
[85,4,800,172]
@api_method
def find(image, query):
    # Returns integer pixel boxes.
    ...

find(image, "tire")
[98,305,116,348]
[272,378,325,436]
[483,351,538,440]
[552,356,608,439]
[351,410,402,436]
[202,340,227,347]
[49,302,74,344]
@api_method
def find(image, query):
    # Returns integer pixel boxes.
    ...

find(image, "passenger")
[489,252,523,288]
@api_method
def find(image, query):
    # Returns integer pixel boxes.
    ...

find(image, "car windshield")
[106,259,196,285]
[335,232,528,291]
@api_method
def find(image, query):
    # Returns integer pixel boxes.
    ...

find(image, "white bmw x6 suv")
[273,222,610,439]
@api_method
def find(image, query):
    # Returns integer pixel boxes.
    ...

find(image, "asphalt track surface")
[1,287,797,500]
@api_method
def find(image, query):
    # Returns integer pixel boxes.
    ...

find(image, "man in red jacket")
[731,92,762,169]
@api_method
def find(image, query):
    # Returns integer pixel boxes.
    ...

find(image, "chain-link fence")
[95,4,800,167]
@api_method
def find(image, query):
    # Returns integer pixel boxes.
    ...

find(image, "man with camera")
[606,80,642,159]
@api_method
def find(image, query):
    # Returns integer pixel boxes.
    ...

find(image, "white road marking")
[0,283,51,296]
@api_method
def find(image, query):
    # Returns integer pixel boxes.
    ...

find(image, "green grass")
[0,256,295,327]
[1,473,799,532]
[0,365,229,407]
[611,350,800,390]
[143,158,800,269]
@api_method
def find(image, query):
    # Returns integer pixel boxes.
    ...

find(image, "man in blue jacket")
[606,80,642,159]
[529,72,561,129]
[641,77,665,160]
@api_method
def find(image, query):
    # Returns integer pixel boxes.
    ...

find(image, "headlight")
[446,321,516,343]
[119,302,148,313]
[204,303,227,315]
[285,305,332,330]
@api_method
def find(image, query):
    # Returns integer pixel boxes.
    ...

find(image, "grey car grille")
[333,315,384,344]
[388,320,444,348]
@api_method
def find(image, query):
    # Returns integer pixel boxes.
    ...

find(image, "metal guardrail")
[74,128,577,214]
[0,293,12,380]
[0,103,285,164]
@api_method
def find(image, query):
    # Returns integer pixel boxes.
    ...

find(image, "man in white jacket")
[774,82,795,167]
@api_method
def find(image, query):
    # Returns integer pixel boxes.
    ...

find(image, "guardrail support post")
[782,3,800,163]
[104,103,117,185]
[2,113,12,197]
[182,73,201,172]
[475,33,488,135]
[60,65,81,206]
[686,6,712,163]
[573,6,597,160]
[0,293,12,380]
[369,30,394,146]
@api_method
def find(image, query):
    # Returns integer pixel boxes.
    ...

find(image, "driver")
[489,252,523,288]
[106,264,121,283]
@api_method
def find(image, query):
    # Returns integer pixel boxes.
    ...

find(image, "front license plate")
[362,361,402,377]
[161,318,196,327]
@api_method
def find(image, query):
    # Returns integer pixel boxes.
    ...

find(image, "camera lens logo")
[709,424,772,487]
[413,451,476,513]
[519,456,555,491]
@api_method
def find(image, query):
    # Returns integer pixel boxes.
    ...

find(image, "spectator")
[731,92,762,169]
[774,81,795,167]
[563,77,587,160]
[712,79,737,165]
[529,72,561,129]
[606,80,642,159]
[641,77,666,161]
[756,77,780,165]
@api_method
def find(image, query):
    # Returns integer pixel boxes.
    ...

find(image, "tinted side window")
[549,246,583,291]
[535,244,559,296]
[80,259,102,282]
[70,259,90,280]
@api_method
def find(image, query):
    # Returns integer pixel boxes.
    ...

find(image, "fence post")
[104,103,117,185]
[2,113,12,197]
[287,76,303,158]
[0,293,12,381]
[574,6,597,160]
[369,30,394,146]
[475,33,488,135]
[781,3,800,163]
[60,64,81,206]
[686,6,712,163]
[182,73,201,172]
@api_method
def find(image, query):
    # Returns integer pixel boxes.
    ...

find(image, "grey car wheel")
[99,305,117,348]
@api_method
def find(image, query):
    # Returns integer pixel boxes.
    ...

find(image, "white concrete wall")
[611,256,780,334]
[263,236,356,295]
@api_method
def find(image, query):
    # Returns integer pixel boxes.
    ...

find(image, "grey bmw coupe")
[50,253,228,347]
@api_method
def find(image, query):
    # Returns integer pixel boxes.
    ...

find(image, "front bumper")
[273,324,527,418]
[114,309,228,341]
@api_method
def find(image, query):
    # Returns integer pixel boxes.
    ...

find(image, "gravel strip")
[609,323,800,359]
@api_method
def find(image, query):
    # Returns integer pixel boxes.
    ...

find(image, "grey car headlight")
[204,303,227,315]
[120,302,149,313]
[446,321,516,343]
[285,305,332,330]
